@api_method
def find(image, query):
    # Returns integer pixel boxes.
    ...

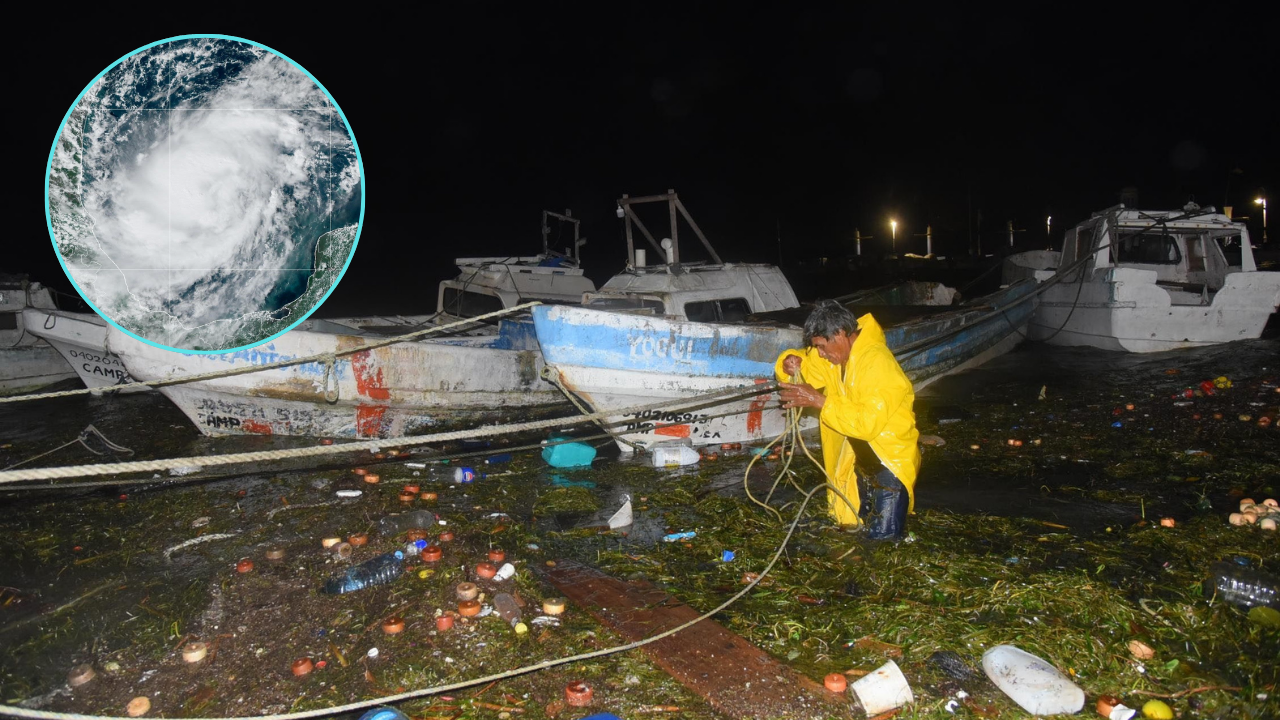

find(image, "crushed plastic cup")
[850,659,914,716]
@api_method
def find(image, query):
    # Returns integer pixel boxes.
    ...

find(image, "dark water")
[1,329,1277,705]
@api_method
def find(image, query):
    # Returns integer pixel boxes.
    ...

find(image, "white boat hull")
[106,320,572,438]
[1024,268,1280,353]
[22,308,143,391]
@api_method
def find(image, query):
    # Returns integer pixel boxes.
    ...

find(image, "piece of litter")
[530,616,560,626]
[945,700,959,714]
[366,648,378,659]
[170,465,203,476]
[405,462,426,469]
[335,490,362,498]
[663,531,696,542]
[606,495,634,529]
[477,605,493,617]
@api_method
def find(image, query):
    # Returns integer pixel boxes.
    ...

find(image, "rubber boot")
[864,470,908,541]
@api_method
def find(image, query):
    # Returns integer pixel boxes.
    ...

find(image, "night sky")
[15,7,1275,317]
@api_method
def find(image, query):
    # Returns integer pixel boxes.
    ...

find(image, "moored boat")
[532,191,1040,449]
[105,317,570,438]
[533,280,1037,449]
[0,275,76,395]
[1002,203,1280,352]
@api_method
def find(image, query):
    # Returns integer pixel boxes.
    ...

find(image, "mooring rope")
[0,303,546,404]
[0,382,778,484]
[0,473,837,720]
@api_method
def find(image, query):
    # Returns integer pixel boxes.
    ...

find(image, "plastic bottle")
[492,592,528,634]
[650,443,701,467]
[981,645,1084,715]
[321,552,403,594]
[484,453,512,465]
[1205,561,1279,609]
[377,510,439,538]
[454,467,480,483]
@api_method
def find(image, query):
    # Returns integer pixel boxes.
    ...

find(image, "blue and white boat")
[531,191,1039,449]
[534,280,1037,449]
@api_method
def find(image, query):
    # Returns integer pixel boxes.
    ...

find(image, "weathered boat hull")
[1,278,76,395]
[533,281,1038,449]
[106,319,573,438]
[1020,268,1280,353]
[22,309,143,391]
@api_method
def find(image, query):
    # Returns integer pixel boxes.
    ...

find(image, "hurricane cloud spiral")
[48,37,361,351]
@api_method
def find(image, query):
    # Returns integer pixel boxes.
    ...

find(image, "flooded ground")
[1,334,1277,719]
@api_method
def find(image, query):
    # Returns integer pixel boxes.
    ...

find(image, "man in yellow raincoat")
[774,300,920,540]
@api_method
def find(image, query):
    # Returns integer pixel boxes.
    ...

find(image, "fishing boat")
[532,191,1040,449]
[0,275,76,395]
[23,210,596,419]
[1002,203,1280,352]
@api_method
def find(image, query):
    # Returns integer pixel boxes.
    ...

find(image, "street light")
[1256,196,1268,243]
[890,219,897,251]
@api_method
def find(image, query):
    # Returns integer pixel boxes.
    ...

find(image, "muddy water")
[1,333,1277,715]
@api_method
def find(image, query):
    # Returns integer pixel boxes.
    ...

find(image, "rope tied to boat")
[0,382,777,484]
[0,302,546,405]
[320,353,339,403]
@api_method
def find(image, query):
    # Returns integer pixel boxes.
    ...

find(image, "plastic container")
[850,659,913,716]
[484,453,513,465]
[1204,561,1279,609]
[542,435,597,468]
[981,645,1084,716]
[320,553,403,594]
[454,467,481,483]
[493,592,528,633]
[377,510,439,539]
[650,443,701,467]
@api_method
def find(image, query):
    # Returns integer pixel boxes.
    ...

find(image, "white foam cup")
[850,659,913,716]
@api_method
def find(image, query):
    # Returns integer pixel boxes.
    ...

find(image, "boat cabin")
[583,262,799,319]
[434,209,596,322]
[1011,204,1257,305]
[581,189,800,319]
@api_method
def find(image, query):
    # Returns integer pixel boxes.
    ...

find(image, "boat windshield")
[1115,231,1181,265]
[441,287,505,318]
[584,296,665,313]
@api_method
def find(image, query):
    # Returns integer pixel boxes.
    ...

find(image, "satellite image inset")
[46,36,362,352]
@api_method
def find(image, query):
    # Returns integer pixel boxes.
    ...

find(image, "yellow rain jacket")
[774,313,921,525]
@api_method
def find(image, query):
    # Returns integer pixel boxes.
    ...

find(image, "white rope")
[0,303,545,404]
[0,479,833,720]
[0,383,777,484]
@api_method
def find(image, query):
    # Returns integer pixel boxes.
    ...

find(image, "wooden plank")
[542,560,851,720]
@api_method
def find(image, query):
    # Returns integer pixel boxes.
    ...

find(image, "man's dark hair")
[803,300,857,345]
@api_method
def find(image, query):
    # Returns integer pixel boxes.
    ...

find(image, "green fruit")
[1247,605,1280,628]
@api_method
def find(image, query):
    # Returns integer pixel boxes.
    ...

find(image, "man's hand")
[779,381,825,410]
[782,354,802,376]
